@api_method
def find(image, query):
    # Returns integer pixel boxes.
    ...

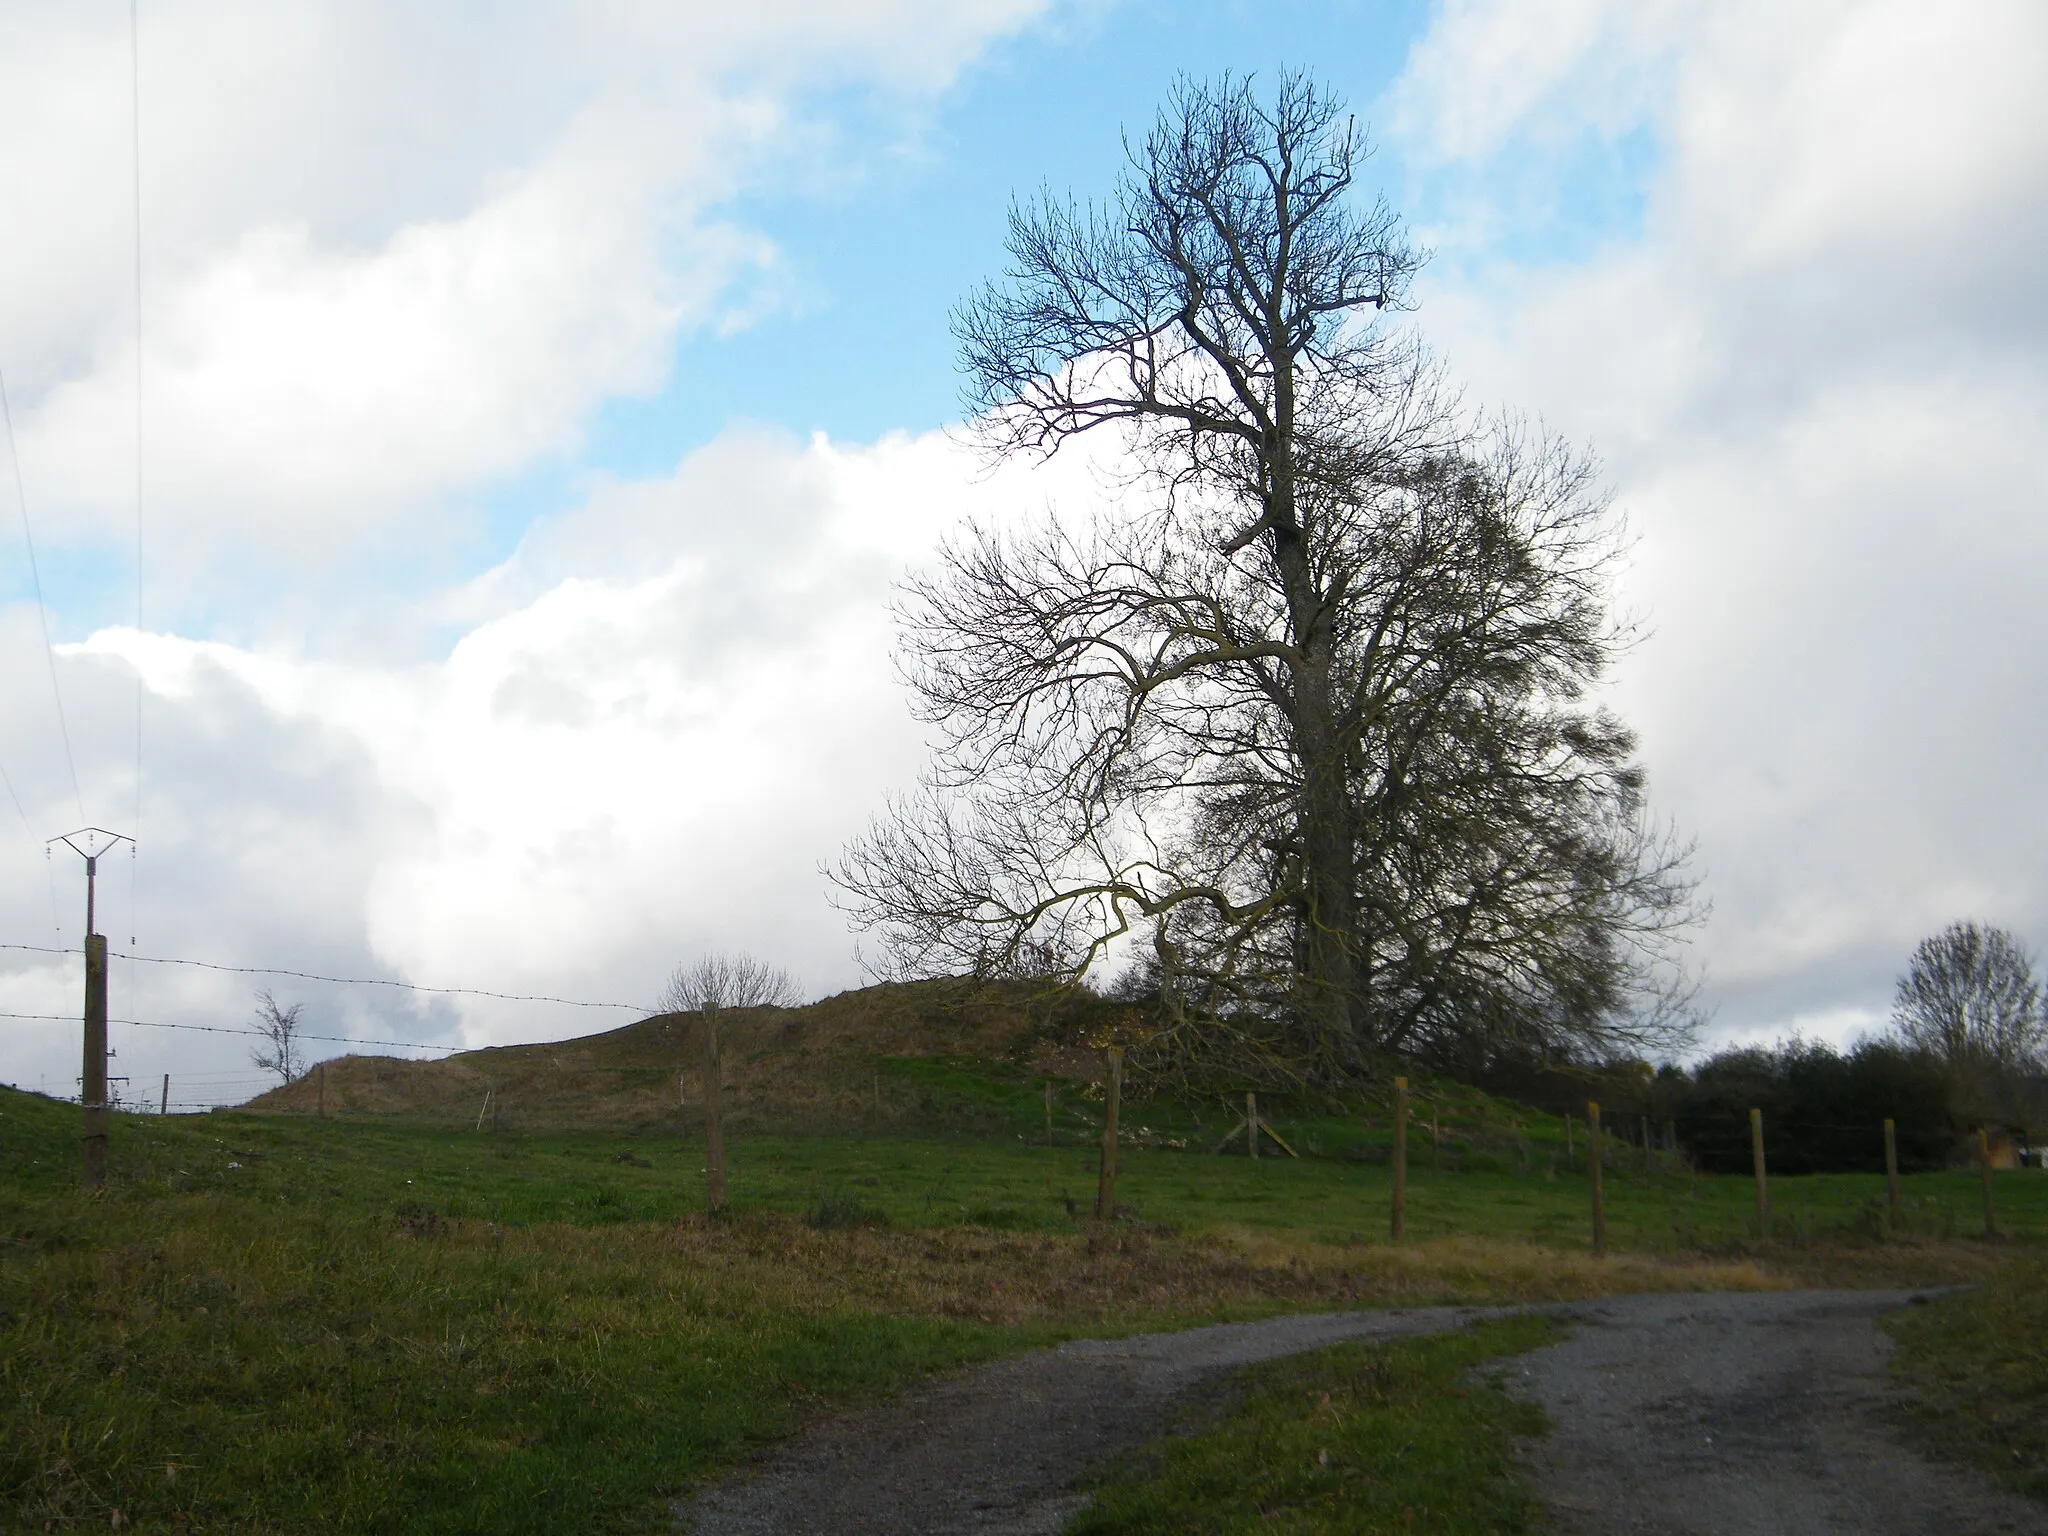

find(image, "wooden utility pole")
[83,927,107,1189]
[1587,1101,1606,1256]
[1391,1076,1409,1241]
[1979,1127,1998,1239]
[1750,1108,1770,1239]
[52,829,130,1193]
[704,1012,727,1213]
[1094,1047,1122,1220]
[1883,1118,1902,1234]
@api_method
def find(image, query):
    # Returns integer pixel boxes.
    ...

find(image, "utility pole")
[52,828,133,1192]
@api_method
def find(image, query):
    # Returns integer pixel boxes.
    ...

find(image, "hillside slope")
[248,977,1107,1132]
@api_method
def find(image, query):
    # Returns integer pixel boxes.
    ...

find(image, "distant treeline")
[1671,1041,1955,1174]
[1472,1038,2044,1175]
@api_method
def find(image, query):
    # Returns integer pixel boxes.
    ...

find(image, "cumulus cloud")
[0,0,1057,1098]
[1389,0,2048,1048]
[0,0,1049,593]
[2,423,1106,1096]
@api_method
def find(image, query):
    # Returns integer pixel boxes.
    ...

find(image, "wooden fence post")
[1979,1127,1998,1239]
[1095,1047,1122,1219]
[1247,1091,1259,1160]
[1587,1101,1606,1256]
[1884,1118,1902,1235]
[1750,1107,1770,1239]
[705,1013,727,1214]
[161,1072,170,1117]
[1391,1076,1409,1242]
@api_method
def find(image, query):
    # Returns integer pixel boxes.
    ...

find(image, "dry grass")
[633,1217,1808,1326]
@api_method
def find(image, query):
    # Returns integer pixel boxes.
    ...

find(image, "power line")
[128,0,145,956]
[0,364,86,824]
[0,1010,466,1054]
[0,754,36,853]
[0,941,647,1010]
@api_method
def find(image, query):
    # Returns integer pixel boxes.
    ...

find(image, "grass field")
[6,1077,2045,1531]
[1072,1317,1558,1535]
[1887,1255,2048,1501]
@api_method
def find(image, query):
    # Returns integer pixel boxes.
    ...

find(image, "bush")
[1674,1039,1952,1174]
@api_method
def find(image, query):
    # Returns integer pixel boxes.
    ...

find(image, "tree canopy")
[835,73,1696,1082]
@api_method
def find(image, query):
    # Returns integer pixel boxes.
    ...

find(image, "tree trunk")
[1274,500,1357,1050]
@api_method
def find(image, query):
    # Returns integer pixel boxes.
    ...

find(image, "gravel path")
[1517,1289,2048,1535]
[678,1290,2048,1535]
[677,1304,1509,1534]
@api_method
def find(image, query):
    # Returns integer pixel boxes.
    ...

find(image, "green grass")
[18,1084,2043,1252]
[1069,1316,1556,1534]
[6,1077,2044,1532]
[1886,1255,2048,1501]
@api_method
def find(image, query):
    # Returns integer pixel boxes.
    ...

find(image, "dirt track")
[677,1290,2048,1535]
[1515,1289,2048,1535]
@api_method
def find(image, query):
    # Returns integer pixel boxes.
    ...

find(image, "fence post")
[1884,1117,1902,1235]
[160,1072,169,1116]
[704,1013,726,1214]
[1979,1127,1998,1239]
[1247,1091,1259,1161]
[1095,1047,1122,1219]
[1750,1107,1770,1239]
[1587,1101,1606,1256]
[1391,1076,1409,1242]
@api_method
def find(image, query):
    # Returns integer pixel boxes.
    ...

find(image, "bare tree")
[834,73,1695,1077]
[661,954,797,1211]
[249,990,305,1086]
[1893,922,2045,1073]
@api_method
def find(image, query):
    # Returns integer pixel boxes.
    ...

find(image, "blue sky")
[465,0,1657,590]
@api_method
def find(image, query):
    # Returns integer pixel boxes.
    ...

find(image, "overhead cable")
[0,365,86,823]
[0,941,647,1011]
[0,1009,467,1054]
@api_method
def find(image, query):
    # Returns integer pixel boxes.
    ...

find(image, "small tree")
[661,955,798,1212]
[1892,922,2045,1074]
[249,990,305,1086]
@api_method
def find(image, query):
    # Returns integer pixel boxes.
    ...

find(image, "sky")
[2,0,2044,1105]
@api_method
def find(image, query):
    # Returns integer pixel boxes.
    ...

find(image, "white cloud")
[0,0,1050,585]
[0,0,1058,1100]
[0,424,1102,1098]
[1393,0,2048,1047]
